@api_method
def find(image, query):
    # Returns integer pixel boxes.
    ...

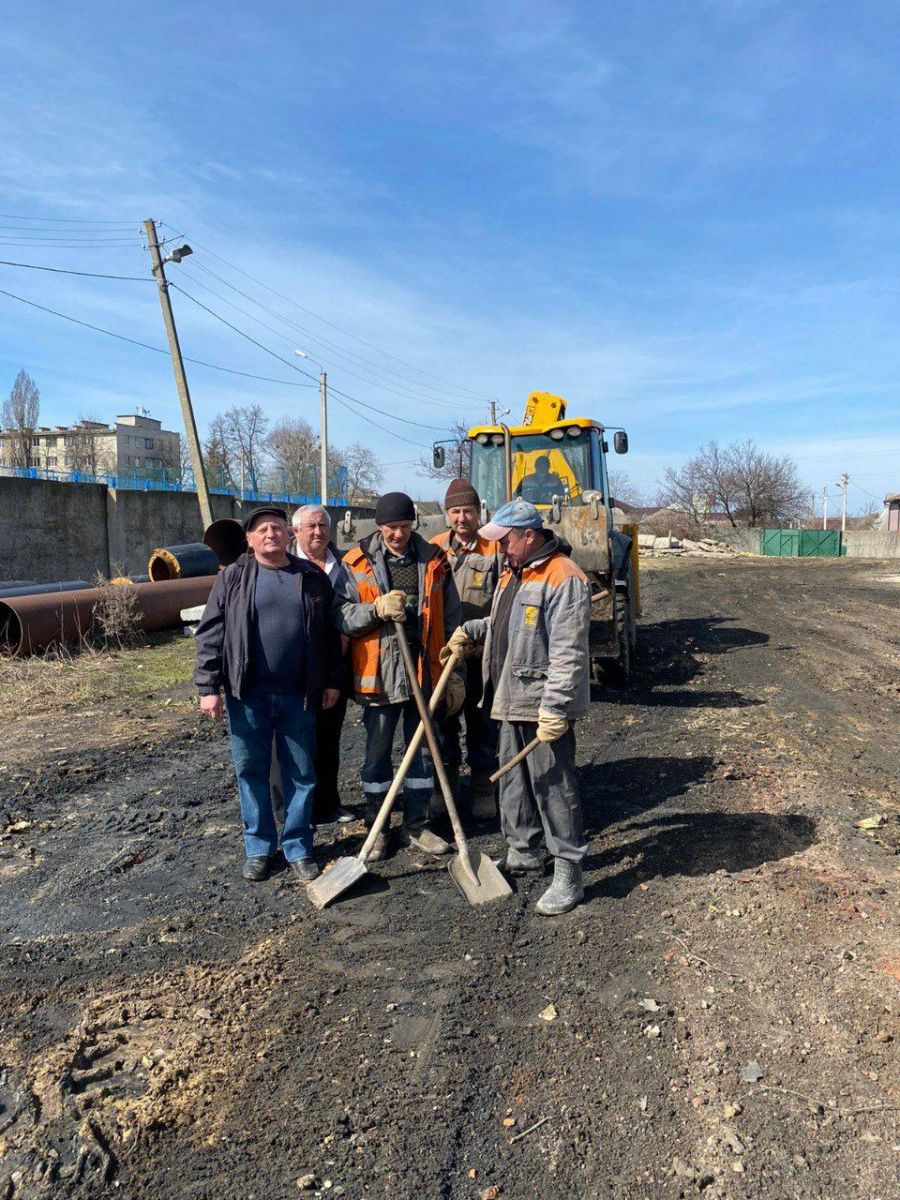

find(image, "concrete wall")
[708,528,762,554]
[842,530,900,558]
[0,476,377,582]
[0,475,109,583]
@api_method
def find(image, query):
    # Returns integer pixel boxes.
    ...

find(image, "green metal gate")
[761,529,842,557]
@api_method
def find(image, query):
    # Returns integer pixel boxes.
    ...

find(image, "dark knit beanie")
[444,477,479,510]
[375,491,416,524]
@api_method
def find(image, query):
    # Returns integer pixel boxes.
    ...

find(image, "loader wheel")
[604,588,632,686]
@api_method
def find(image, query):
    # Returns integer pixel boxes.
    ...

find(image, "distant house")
[880,493,900,533]
[0,411,180,476]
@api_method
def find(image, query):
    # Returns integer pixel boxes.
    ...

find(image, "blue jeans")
[225,689,317,862]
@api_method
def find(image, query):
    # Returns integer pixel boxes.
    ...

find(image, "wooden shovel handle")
[490,736,541,783]
[393,622,479,887]
[356,650,459,863]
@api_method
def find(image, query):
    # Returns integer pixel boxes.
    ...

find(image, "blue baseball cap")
[479,498,544,541]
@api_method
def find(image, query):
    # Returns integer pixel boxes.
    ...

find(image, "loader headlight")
[566,426,582,438]
[475,433,489,445]
[549,428,565,440]
[490,434,504,446]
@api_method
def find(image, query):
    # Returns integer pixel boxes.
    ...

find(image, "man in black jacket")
[194,506,342,883]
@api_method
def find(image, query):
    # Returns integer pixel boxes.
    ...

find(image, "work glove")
[536,709,569,743]
[443,671,466,717]
[439,627,478,664]
[373,590,407,622]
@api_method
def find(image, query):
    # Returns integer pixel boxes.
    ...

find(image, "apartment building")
[0,412,181,475]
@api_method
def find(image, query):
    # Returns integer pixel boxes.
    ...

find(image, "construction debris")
[638,534,744,558]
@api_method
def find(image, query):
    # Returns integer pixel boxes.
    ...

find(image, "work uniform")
[336,531,461,833]
[429,529,501,778]
[462,535,590,863]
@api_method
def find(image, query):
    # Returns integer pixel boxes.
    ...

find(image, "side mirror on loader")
[433,445,446,469]
[614,431,629,454]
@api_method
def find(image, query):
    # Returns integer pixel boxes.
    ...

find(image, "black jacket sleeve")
[193,572,228,695]
[322,575,344,691]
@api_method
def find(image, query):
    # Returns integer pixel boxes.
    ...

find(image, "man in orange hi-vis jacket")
[335,491,464,862]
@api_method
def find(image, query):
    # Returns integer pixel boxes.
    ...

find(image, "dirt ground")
[0,556,898,1200]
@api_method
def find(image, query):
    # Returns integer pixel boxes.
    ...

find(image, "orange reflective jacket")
[342,542,450,700]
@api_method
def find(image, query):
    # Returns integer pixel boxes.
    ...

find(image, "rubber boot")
[500,846,545,875]
[429,764,458,820]
[470,776,497,821]
[402,793,451,856]
[535,859,584,916]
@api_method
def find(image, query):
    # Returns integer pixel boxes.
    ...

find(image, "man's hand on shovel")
[440,627,478,663]
[443,671,466,717]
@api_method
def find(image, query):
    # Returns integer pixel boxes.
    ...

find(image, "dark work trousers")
[271,693,349,825]
[362,700,434,833]
[440,665,498,775]
[496,721,587,864]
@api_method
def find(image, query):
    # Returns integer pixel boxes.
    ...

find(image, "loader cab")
[467,419,609,513]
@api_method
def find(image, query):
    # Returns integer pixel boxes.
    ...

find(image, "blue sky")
[1,0,898,508]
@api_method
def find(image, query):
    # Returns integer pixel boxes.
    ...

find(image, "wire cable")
[179,262,480,412]
[848,477,889,502]
[0,286,316,387]
[169,282,449,433]
[164,225,487,403]
[0,259,149,281]
[0,213,137,224]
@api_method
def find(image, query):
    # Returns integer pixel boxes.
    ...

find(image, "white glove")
[443,671,466,717]
[439,626,477,664]
[536,710,569,743]
[373,590,407,622]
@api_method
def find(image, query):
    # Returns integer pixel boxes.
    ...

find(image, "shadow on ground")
[587,809,817,900]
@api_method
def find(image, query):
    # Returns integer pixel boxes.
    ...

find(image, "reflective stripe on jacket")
[462,543,591,723]
[337,530,461,704]
[430,530,502,621]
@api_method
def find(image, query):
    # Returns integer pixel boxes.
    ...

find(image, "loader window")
[470,429,593,512]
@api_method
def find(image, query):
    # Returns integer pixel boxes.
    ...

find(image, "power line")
[169,282,449,433]
[0,238,143,247]
[0,285,316,387]
[179,262,479,412]
[848,477,888,502]
[0,259,149,281]
[163,224,487,403]
[0,213,137,225]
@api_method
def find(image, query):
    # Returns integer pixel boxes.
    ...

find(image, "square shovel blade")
[448,849,513,906]
[307,856,368,909]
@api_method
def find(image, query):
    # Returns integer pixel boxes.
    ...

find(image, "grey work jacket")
[430,530,502,622]
[463,542,591,723]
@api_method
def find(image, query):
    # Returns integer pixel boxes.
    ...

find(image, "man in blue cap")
[440,498,591,915]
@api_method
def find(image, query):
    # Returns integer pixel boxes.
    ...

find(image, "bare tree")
[415,420,471,481]
[221,403,269,486]
[158,435,190,484]
[67,416,114,475]
[267,416,318,494]
[2,370,40,467]
[606,468,643,508]
[204,414,234,485]
[340,442,384,502]
[657,439,811,528]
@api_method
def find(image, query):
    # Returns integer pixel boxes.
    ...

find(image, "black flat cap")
[243,505,288,532]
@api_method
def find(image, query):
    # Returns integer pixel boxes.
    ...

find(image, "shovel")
[393,622,512,907]
[307,652,460,910]
[490,736,541,784]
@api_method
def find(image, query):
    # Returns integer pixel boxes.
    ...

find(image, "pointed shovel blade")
[448,849,513,906]
[307,856,368,910]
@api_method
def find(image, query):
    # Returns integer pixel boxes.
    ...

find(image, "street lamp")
[296,350,329,506]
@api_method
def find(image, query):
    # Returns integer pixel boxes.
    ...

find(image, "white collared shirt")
[294,543,340,579]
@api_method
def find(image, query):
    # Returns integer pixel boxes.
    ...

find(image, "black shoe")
[243,856,271,882]
[291,858,321,882]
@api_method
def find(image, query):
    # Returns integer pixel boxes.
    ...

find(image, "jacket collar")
[359,529,439,565]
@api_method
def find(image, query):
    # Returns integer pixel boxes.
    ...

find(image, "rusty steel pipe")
[202,518,247,567]
[0,580,91,599]
[0,576,216,656]
[147,542,219,582]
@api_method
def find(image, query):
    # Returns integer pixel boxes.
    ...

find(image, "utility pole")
[319,370,329,507]
[144,218,213,529]
[822,485,828,531]
[490,400,497,424]
[837,472,848,532]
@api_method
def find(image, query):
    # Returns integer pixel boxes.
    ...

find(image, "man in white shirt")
[288,505,353,824]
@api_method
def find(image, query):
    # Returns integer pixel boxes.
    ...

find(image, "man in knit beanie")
[335,491,465,860]
[430,478,502,819]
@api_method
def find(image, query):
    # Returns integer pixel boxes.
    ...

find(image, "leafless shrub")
[91,570,143,649]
